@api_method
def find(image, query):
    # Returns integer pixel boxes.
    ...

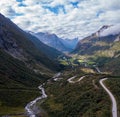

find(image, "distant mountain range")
[32,32,78,52]
[73,25,120,75]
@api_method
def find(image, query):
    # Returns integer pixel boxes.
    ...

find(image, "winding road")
[25,67,118,117]
[67,76,77,83]
[95,66,101,73]
[100,78,117,117]
[53,72,63,81]
[95,66,117,117]
[25,85,47,117]
[67,76,85,83]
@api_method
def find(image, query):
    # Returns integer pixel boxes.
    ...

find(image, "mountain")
[0,13,62,73]
[33,32,68,52]
[0,12,65,88]
[74,25,120,55]
[0,12,63,90]
[73,25,120,75]
[0,13,48,115]
[0,13,65,115]
[26,32,63,60]
[32,32,78,52]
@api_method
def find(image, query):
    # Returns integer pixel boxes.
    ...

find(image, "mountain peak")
[99,25,112,30]
[94,25,112,37]
[99,25,112,33]
[44,33,58,39]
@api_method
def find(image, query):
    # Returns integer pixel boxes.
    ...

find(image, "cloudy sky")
[0,0,120,39]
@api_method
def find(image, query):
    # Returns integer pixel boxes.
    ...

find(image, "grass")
[0,50,46,116]
[0,89,40,116]
[0,106,25,115]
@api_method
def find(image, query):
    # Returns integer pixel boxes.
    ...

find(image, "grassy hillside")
[0,50,48,87]
[0,89,39,116]
[0,13,62,116]
[0,50,48,115]
[73,34,120,75]
[101,56,120,75]
[105,78,120,116]
[40,69,112,117]
[0,13,61,73]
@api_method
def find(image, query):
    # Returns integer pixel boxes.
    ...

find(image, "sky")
[0,0,120,39]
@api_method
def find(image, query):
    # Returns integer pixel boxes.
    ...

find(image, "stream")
[25,84,47,117]
[25,73,61,117]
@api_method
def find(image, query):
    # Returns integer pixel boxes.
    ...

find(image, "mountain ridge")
[0,13,62,72]
[0,12,63,114]
[73,25,120,75]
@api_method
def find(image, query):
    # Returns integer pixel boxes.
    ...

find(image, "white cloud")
[0,0,18,17]
[0,0,120,39]
[100,24,120,37]
[99,0,120,10]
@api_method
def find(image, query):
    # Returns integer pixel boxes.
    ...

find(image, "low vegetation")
[0,89,39,116]
[41,69,112,117]
[0,50,46,115]
[105,78,120,116]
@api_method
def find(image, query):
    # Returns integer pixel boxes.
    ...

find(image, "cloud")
[0,0,120,39]
[100,24,120,37]
[0,0,18,17]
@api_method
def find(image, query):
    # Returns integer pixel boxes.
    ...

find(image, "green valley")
[0,5,120,117]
